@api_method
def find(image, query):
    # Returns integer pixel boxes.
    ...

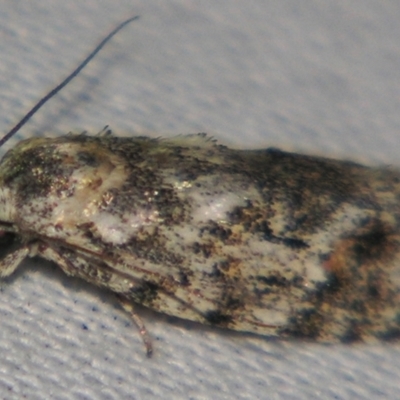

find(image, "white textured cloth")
[0,1,400,399]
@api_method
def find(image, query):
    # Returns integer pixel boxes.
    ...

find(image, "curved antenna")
[0,15,139,148]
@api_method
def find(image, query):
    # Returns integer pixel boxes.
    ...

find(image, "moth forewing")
[1,132,400,355]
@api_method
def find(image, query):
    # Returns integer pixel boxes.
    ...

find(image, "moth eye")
[0,231,20,260]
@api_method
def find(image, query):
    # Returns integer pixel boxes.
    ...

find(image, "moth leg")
[38,245,87,279]
[0,246,29,278]
[37,245,154,356]
[116,295,153,358]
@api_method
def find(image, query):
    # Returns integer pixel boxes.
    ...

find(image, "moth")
[1,17,400,357]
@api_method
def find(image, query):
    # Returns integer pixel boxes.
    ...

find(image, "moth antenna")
[0,15,139,148]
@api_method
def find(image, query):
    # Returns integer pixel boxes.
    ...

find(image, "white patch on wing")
[170,173,263,224]
[191,192,245,223]
[91,208,162,245]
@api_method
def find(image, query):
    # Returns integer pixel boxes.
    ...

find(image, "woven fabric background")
[0,1,400,399]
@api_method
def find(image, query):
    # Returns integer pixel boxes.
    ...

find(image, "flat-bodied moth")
[1,16,400,357]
